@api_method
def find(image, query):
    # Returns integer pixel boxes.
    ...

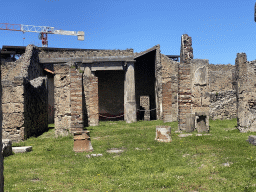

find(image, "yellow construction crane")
[0,23,84,47]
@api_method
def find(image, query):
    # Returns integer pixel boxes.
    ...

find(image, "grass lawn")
[3,118,256,191]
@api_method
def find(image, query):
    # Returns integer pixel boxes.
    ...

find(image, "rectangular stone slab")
[12,146,32,153]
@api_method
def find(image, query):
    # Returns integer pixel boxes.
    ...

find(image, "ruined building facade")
[2,33,254,142]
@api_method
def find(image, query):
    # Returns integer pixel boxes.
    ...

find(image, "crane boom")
[0,23,84,47]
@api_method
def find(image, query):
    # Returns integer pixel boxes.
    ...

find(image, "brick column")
[124,62,137,123]
[88,74,99,126]
[162,81,172,122]
[178,34,194,132]
[70,68,83,133]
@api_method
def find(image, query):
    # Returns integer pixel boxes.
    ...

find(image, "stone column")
[124,62,137,123]
[54,64,71,137]
[83,66,99,126]
[235,53,252,132]
[178,34,193,132]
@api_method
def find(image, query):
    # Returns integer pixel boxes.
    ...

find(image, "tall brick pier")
[178,34,194,131]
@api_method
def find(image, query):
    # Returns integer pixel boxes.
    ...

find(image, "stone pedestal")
[73,131,93,152]
[155,126,172,142]
[124,62,136,123]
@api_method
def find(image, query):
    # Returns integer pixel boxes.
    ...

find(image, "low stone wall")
[209,90,237,120]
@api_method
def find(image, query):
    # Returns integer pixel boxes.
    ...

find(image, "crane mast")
[0,23,84,47]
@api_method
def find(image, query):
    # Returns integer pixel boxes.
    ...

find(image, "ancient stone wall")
[208,64,236,120]
[209,64,235,92]
[0,65,3,192]
[209,90,236,120]
[1,45,47,142]
[161,54,178,122]
[191,59,210,132]
[39,48,134,59]
[236,53,256,132]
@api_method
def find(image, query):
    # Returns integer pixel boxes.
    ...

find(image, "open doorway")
[135,50,157,120]
[95,70,125,121]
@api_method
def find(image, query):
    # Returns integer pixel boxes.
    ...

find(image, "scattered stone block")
[178,134,192,138]
[155,126,172,142]
[222,162,233,167]
[2,139,12,157]
[247,135,256,145]
[12,146,32,153]
[106,148,124,153]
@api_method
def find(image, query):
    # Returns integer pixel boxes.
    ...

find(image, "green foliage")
[70,65,76,69]
[5,119,256,191]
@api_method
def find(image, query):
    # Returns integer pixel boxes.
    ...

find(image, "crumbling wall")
[209,90,236,120]
[39,49,134,58]
[236,53,256,132]
[0,63,3,192]
[161,54,178,122]
[1,45,47,142]
[208,64,236,120]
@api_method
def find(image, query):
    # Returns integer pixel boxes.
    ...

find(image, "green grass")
[4,118,256,191]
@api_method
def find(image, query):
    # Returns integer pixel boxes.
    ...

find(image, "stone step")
[12,146,32,153]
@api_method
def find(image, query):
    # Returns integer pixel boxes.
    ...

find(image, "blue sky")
[0,0,255,64]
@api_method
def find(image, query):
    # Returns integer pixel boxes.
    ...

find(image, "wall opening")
[196,115,207,132]
[95,70,124,121]
[135,50,157,120]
